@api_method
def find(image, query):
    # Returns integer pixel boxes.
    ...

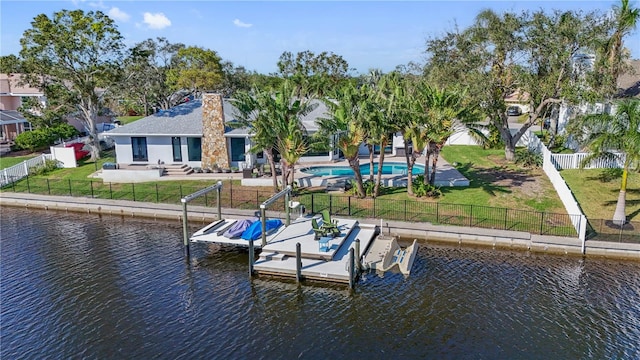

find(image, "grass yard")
[116,116,144,125]
[439,146,566,214]
[0,155,38,170]
[561,168,640,221]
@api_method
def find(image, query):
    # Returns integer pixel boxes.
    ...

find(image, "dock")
[190,217,285,248]
[254,217,377,283]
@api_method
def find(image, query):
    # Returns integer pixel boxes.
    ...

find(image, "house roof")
[0,110,29,125]
[106,97,328,137]
[0,74,43,96]
[617,59,640,98]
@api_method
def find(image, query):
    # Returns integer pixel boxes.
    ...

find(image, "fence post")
[329,194,333,215]
[311,193,315,214]
[46,179,51,195]
[26,176,31,193]
[179,185,183,199]
[504,208,508,230]
[404,200,407,222]
[23,161,28,175]
[348,196,351,216]
[373,197,376,218]
[156,184,159,203]
[469,205,473,227]
[68,179,72,196]
[132,183,136,201]
[436,202,439,223]
[539,212,545,235]
[230,181,234,207]
[90,180,94,198]
[109,182,113,199]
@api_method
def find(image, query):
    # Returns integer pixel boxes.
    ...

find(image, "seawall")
[1,192,638,261]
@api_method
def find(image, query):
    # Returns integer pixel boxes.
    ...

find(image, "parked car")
[507,106,522,116]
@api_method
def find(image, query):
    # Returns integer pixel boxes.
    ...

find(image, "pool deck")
[246,155,470,188]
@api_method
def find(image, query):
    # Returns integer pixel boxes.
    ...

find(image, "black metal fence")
[2,177,606,239]
[587,219,640,243]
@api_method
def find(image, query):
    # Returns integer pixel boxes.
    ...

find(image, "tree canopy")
[19,9,125,160]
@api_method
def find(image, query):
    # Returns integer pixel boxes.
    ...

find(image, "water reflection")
[1,207,639,359]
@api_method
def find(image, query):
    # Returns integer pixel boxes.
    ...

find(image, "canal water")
[1,207,639,359]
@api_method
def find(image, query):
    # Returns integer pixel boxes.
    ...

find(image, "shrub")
[515,148,543,168]
[14,129,53,152]
[51,123,79,141]
[29,159,60,176]
[412,175,442,198]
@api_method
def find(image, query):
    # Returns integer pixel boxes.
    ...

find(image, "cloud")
[88,0,106,9]
[233,19,252,28]
[143,12,171,30]
[108,7,130,22]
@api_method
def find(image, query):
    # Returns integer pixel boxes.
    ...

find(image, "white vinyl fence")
[528,131,587,244]
[1,154,54,187]
[549,152,625,170]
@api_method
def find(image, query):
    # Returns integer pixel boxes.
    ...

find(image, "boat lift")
[180,181,223,257]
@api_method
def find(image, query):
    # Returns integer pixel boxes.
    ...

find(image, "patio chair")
[320,210,340,237]
[311,218,327,240]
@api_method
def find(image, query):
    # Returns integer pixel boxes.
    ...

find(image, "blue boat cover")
[241,219,283,240]
[223,217,258,238]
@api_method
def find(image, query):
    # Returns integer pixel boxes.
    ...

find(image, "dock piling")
[355,238,361,271]
[249,238,255,277]
[348,248,355,289]
[296,242,302,282]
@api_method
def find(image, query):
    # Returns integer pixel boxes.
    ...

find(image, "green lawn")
[0,155,38,170]
[117,116,144,125]
[561,168,640,221]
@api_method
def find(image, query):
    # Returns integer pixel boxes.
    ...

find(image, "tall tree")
[277,50,352,97]
[317,84,368,198]
[426,9,604,161]
[167,46,224,97]
[20,9,125,160]
[119,37,184,115]
[0,55,23,73]
[596,0,640,97]
[568,99,640,224]
[231,88,280,191]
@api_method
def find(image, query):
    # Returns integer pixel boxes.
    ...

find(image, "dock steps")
[259,252,287,261]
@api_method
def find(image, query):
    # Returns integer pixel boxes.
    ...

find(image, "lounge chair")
[311,218,327,240]
[320,210,340,237]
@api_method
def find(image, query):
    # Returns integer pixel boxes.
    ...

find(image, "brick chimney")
[201,93,229,169]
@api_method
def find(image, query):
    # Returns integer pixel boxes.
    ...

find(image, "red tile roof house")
[0,73,43,141]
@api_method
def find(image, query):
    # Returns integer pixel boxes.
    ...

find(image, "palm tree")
[318,84,367,197]
[371,72,408,197]
[575,98,640,225]
[230,89,280,191]
[422,86,475,186]
[268,80,316,189]
[602,0,640,95]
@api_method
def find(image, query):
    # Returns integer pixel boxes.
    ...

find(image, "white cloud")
[88,0,106,9]
[233,19,252,28]
[143,12,171,30]
[108,7,130,22]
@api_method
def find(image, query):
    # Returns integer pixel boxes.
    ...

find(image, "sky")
[1,0,638,75]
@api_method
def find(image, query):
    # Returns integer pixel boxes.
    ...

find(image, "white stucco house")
[105,95,352,170]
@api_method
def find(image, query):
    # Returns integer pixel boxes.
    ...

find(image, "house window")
[230,138,246,161]
[187,137,201,161]
[172,137,182,162]
[131,137,148,161]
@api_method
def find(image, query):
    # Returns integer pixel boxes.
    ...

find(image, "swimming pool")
[302,162,426,176]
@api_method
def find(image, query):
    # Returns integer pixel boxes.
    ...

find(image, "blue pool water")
[303,162,425,176]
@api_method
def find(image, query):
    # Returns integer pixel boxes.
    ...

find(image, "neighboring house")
[106,94,343,170]
[504,90,531,114]
[558,59,640,136]
[0,73,43,141]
